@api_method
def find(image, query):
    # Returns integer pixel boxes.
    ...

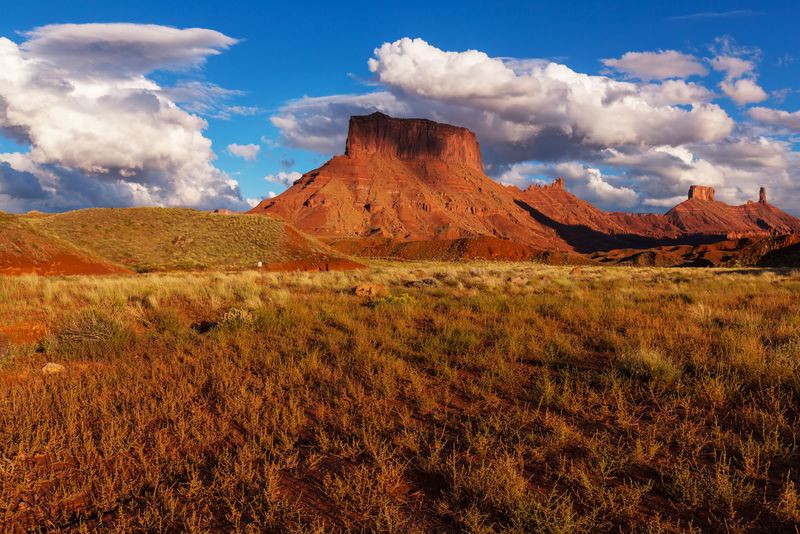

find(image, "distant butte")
[688,185,715,202]
[249,113,800,253]
[249,112,571,250]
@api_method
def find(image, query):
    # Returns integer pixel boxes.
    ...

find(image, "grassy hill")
[23,208,345,272]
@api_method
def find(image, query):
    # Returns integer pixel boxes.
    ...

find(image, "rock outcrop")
[525,177,564,191]
[688,185,715,201]
[345,112,483,173]
[514,182,800,251]
[664,187,800,239]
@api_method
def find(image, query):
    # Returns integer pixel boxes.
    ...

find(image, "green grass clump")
[616,346,681,383]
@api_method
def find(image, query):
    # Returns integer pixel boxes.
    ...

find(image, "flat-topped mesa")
[688,185,715,202]
[345,112,483,172]
[759,187,767,203]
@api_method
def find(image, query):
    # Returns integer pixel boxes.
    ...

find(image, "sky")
[1,1,800,214]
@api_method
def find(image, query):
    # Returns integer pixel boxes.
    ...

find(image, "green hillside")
[24,208,337,272]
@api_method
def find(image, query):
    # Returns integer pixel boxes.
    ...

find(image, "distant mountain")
[514,181,800,252]
[251,113,800,255]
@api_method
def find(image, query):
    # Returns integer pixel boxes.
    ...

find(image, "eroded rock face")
[525,177,564,192]
[345,112,483,173]
[688,185,715,201]
[250,114,570,250]
[760,187,767,203]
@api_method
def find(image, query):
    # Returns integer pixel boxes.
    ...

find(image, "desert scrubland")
[1,264,799,532]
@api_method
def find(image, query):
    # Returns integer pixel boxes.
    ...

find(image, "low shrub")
[616,347,681,383]
[54,309,134,359]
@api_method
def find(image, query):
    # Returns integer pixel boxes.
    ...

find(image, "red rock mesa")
[250,113,800,252]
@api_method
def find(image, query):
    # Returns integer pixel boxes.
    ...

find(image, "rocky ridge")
[250,113,800,254]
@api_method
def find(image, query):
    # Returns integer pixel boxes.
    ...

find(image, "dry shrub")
[616,347,681,383]
[54,309,134,359]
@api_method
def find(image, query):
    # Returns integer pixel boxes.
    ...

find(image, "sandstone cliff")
[249,113,571,250]
[345,112,483,173]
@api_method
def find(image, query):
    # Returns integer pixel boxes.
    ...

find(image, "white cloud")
[602,50,708,81]
[268,191,276,198]
[273,38,732,170]
[227,143,260,161]
[245,197,261,207]
[710,55,756,80]
[498,161,639,209]
[0,24,247,212]
[748,107,800,131]
[643,195,686,207]
[720,78,768,105]
[709,42,767,106]
[20,23,238,76]
[264,171,301,186]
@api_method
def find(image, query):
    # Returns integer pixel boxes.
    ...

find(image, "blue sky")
[1,1,799,213]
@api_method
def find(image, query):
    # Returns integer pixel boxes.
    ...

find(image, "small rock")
[411,269,425,276]
[508,276,526,286]
[354,283,388,298]
[570,267,582,275]
[41,362,65,376]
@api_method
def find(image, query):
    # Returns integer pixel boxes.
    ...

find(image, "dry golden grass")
[21,207,335,272]
[1,263,799,532]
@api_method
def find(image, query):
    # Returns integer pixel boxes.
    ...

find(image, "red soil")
[0,252,128,276]
[0,320,49,344]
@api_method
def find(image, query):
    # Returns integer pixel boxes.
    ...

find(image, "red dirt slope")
[0,213,128,276]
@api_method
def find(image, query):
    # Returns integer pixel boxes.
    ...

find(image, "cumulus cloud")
[720,78,767,106]
[711,55,756,81]
[748,107,800,131]
[274,38,732,168]
[498,161,639,209]
[0,23,247,212]
[709,39,768,106]
[602,50,708,81]
[227,143,260,161]
[265,171,302,186]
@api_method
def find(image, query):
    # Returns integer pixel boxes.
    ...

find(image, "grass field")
[14,208,339,272]
[1,264,799,532]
